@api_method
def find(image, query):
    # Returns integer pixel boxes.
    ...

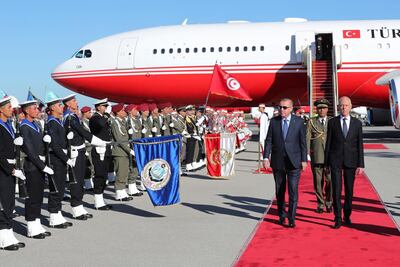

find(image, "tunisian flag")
[209,64,252,101]
[205,133,236,178]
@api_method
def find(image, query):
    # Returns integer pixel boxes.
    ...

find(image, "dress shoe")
[344,218,352,226]
[181,172,188,177]
[85,188,94,192]
[1,244,19,251]
[50,223,68,229]
[85,213,93,219]
[118,196,133,202]
[278,217,286,226]
[316,207,323,213]
[74,215,88,221]
[129,192,143,197]
[43,231,51,237]
[326,207,332,213]
[30,233,46,239]
[64,222,73,227]
[16,242,25,248]
[333,220,342,229]
[96,205,112,210]
[63,195,71,201]
[288,222,296,228]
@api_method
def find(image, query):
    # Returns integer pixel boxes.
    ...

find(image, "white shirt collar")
[283,114,291,122]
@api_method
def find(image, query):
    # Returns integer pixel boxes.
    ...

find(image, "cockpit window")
[84,50,92,58]
[75,50,83,58]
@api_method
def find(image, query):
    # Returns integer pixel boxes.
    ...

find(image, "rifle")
[43,121,59,194]
[126,115,134,171]
[66,115,78,185]
[14,118,29,198]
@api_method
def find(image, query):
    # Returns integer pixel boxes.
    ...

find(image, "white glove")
[67,159,76,167]
[91,135,107,147]
[151,127,157,133]
[13,169,26,180]
[141,128,147,134]
[43,135,51,143]
[193,135,202,141]
[43,166,54,175]
[105,105,112,114]
[67,131,74,140]
[70,149,78,159]
[13,136,23,146]
[128,128,134,135]
[307,154,311,161]
[130,150,135,156]
[169,123,174,128]
[162,125,167,130]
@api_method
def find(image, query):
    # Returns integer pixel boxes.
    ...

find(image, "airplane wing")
[376,71,400,129]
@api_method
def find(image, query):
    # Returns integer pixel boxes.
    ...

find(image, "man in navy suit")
[263,98,307,228]
[325,96,364,229]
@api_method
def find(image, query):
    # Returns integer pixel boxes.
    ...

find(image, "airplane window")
[210,47,215,52]
[218,47,223,52]
[169,48,173,54]
[235,46,240,52]
[161,49,165,54]
[177,48,182,53]
[194,48,198,53]
[252,46,256,51]
[285,45,289,51]
[260,46,264,51]
[75,50,83,58]
[153,49,157,54]
[243,46,248,52]
[84,50,92,58]
[185,48,190,53]
[227,47,231,52]
[202,47,206,53]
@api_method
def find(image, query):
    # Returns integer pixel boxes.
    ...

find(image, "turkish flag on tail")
[209,64,252,101]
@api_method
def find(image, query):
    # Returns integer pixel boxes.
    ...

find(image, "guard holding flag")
[0,94,26,250]
[19,97,52,239]
[89,98,113,210]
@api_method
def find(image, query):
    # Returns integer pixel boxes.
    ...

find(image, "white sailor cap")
[62,94,76,103]
[0,96,12,107]
[19,100,38,108]
[94,98,109,107]
[259,103,266,108]
[45,91,62,106]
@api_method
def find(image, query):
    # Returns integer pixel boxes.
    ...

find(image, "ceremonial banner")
[205,133,236,177]
[209,64,252,101]
[132,135,181,206]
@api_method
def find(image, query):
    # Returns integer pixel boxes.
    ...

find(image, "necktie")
[321,119,325,126]
[342,117,348,137]
[283,119,288,140]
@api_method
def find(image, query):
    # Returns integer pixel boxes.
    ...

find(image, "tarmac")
[1,124,399,267]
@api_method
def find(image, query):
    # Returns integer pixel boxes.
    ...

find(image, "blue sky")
[0,0,399,106]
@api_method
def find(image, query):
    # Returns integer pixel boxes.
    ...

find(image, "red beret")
[111,103,124,114]
[138,103,149,112]
[158,102,172,110]
[124,104,137,112]
[148,103,158,111]
[80,106,91,113]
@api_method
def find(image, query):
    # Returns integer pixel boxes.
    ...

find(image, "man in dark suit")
[325,96,364,229]
[263,98,307,228]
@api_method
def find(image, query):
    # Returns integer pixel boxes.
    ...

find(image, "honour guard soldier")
[63,94,106,219]
[125,104,144,195]
[185,105,201,171]
[0,94,26,250]
[110,103,134,201]
[89,98,113,210]
[149,103,162,137]
[307,98,332,213]
[159,102,173,136]
[81,106,94,191]
[45,92,74,229]
[138,104,152,138]
[172,106,190,174]
[19,98,52,239]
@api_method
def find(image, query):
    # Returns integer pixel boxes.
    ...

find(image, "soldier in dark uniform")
[149,103,162,137]
[89,98,113,210]
[63,94,106,219]
[0,95,26,250]
[19,99,52,239]
[185,105,201,171]
[159,102,173,136]
[307,98,332,213]
[81,106,94,191]
[172,106,190,174]
[138,104,152,138]
[45,92,74,228]
[125,104,143,196]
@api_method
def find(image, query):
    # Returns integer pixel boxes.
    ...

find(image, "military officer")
[63,94,106,219]
[171,106,190,174]
[306,98,332,213]
[0,95,26,250]
[89,98,113,210]
[185,105,201,171]
[19,98,52,239]
[81,106,94,191]
[149,103,162,137]
[138,104,153,138]
[159,102,173,136]
[125,104,144,195]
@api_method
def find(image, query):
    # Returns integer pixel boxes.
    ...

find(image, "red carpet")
[235,167,400,267]
[363,143,388,149]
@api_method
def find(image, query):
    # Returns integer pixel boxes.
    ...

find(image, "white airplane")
[52,18,400,127]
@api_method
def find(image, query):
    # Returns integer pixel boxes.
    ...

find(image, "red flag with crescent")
[343,30,361,38]
[209,64,252,101]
